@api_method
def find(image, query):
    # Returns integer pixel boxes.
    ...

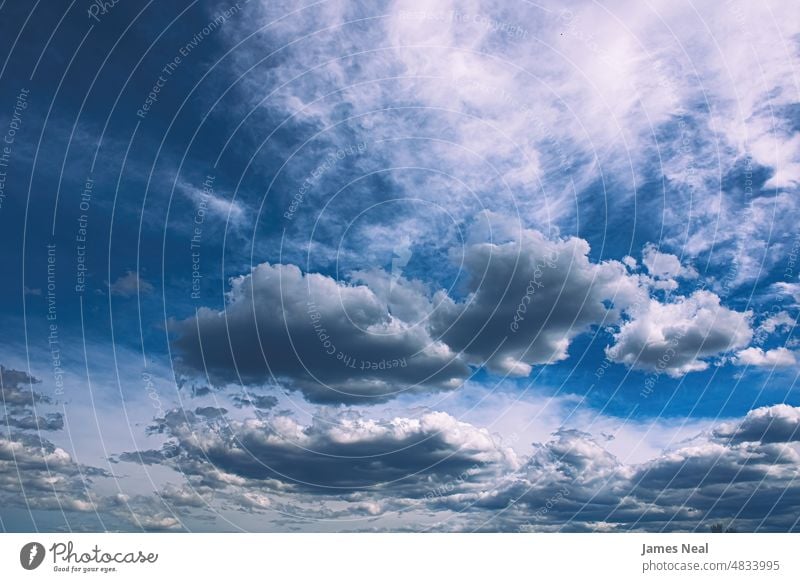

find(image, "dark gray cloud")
[232,393,279,410]
[122,407,518,496]
[713,404,800,444]
[1,367,62,431]
[114,449,175,466]
[430,428,632,527]
[1,365,48,410]
[0,430,108,513]
[416,411,800,532]
[172,262,470,403]
[194,406,228,419]
[461,409,800,532]
[2,413,64,431]
[430,228,642,375]
[172,222,755,403]
[1,366,102,515]
[170,224,644,402]
[624,438,800,531]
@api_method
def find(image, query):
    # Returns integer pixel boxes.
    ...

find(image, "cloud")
[3,0,797,534]
[772,282,800,305]
[624,440,800,531]
[2,413,64,431]
[108,271,154,297]
[440,407,800,532]
[174,218,760,400]
[0,366,110,513]
[0,365,181,530]
[432,428,629,523]
[122,408,518,496]
[171,261,470,403]
[734,347,797,368]
[608,290,753,376]
[713,404,800,444]
[225,0,799,299]
[114,401,800,531]
[232,393,279,410]
[759,311,795,335]
[641,243,698,281]
[1,366,47,410]
[178,178,246,227]
[0,431,105,512]
[172,219,647,398]
[194,406,228,419]
[429,225,643,375]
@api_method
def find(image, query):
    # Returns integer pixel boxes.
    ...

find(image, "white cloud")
[608,290,753,376]
[759,310,795,334]
[734,347,797,368]
[772,282,800,304]
[219,0,799,297]
[642,243,697,281]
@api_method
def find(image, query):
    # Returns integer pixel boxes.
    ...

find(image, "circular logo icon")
[20,542,46,570]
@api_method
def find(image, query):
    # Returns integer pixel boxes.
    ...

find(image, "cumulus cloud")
[0,366,110,517]
[113,402,800,531]
[174,218,759,399]
[439,406,800,532]
[4,0,796,534]
[734,347,797,368]
[429,227,643,375]
[608,290,753,376]
[0,431,106,513]
[430,428,631,527]
[641,243,698,282]
[120,408,518,496]
[171,262,469,403]
[713,404,800,444]
[173,220,649,398]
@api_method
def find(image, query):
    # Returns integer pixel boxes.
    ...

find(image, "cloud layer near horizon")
[111,399,800,532]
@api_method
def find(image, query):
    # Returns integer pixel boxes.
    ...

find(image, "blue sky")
[1,0,800,532]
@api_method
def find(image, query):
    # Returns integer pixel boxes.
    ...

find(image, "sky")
[0,0,799,532]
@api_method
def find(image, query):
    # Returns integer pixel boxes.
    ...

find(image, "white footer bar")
[1,533,796,581]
